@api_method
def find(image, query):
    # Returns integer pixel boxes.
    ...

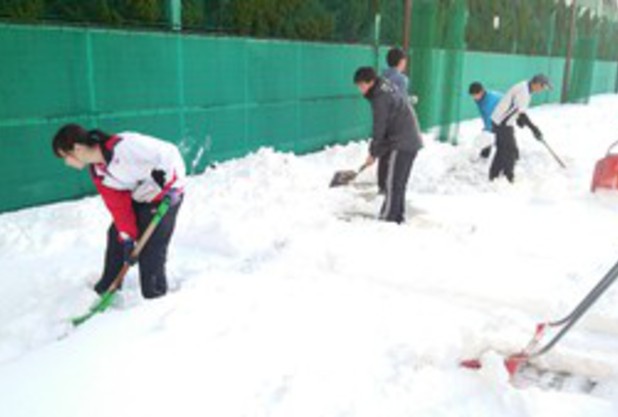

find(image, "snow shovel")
[71,196,172,326]
[461,256,618,377]
[329,162,371,187]
[540,138,566,169]
[591,140,618,192]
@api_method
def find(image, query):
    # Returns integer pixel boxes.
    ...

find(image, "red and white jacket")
[90,132,186,240]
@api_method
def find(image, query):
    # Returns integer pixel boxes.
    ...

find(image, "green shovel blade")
[71,291,117,326]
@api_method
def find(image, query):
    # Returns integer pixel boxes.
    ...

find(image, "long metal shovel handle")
[357,161,371,174]
[531,264,618,357]
[541,139,567,169]
[494,257,618,375]
[547,258,618,327]
[518,258,618,359]
[72,197,172,326]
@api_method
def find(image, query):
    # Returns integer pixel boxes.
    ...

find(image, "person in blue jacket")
[383,47,409,98]
[469,82,503,158]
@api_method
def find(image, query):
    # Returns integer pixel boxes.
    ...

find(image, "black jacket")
[365,78,423,158]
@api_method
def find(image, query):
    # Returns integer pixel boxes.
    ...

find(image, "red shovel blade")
[460,353,529,377]
[460,358,482,369]
[504,353,529,376]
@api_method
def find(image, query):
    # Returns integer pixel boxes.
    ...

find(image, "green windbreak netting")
[0,23,373,212]
[408,0,467,143]
[1,1,618,212]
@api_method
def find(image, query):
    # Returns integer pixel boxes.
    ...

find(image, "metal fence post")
[373,0,381,70]
[167,0,182,31]
[561,0,577,103]
[402,0,413,79]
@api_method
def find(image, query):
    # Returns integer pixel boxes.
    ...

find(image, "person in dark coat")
[353,66,423,223]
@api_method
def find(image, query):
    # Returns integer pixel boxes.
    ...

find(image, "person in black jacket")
[353,66,423,223]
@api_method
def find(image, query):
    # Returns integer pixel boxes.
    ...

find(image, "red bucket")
[591,141,618,192]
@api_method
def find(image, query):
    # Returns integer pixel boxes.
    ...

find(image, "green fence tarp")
[1,19,617,213]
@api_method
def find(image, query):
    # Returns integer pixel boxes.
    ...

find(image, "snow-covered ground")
[1,95,618,417]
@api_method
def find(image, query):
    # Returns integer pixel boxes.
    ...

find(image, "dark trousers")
[489,124,518,182]
[94,198,182,299]
[379,149,417,223]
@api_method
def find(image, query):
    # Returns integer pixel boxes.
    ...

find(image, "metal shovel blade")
[329,170,358,187]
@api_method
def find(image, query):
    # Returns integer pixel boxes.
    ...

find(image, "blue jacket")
[476,90,503,131]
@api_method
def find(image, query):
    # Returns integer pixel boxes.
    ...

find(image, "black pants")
[95,198,182,299]
[489,124,519,182]
[379,149,417,223]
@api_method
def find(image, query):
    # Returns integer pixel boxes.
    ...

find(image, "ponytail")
[52,124,112,157]
[88,129,109,145]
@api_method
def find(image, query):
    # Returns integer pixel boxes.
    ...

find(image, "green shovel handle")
[71,196,172,326]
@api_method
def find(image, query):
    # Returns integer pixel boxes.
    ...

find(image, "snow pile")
[1,96,618,416]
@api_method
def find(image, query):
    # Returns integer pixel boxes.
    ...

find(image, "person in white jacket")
[489,74,550,182]
[52,124,185,299]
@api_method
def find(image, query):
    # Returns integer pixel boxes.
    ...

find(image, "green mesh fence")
[2,0,618,212]
[407,0,467,143]
[438,0,467,143]
[0,23,372,212]
[569,35,599,103]
[407,0,438,135]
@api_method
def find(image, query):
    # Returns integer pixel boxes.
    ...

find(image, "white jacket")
[93,131,186,203]
[491,81,531,127]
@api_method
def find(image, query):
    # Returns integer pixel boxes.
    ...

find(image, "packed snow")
[1,95,618,417]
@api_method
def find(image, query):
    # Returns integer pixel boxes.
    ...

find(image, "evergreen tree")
[322,0,373,43]
[0,0,45,21]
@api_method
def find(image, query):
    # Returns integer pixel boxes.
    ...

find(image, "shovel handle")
[605,140,618,156]
[540,139,566,169]
[72,197,173,326]
[109,196,172,291]
[357,161,372,174]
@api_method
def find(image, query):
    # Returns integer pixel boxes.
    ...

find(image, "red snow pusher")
[591,140,618,192]
[461,257,618,377]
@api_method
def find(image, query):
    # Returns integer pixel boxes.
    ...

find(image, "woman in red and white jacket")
[52,123,185,299]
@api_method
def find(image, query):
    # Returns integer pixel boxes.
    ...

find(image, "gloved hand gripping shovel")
[71,197,172,326]
[461,257,618,376]
[329,162,371,187]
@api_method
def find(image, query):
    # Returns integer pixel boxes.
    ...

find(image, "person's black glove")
[530,125,543,141]
[121,238,137,266]
[479,146,492,159]
[151,169,167,189]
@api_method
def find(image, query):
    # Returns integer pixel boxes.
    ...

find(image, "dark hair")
[386,47,406,67]
[52,124,110,157]
[530,73,552,89]
[468,82,484,95]
[353,66,377,84]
